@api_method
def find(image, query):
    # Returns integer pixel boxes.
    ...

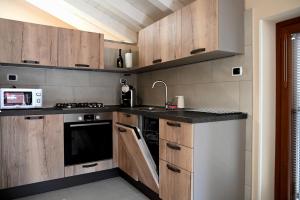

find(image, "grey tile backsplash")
[0,66,136,107]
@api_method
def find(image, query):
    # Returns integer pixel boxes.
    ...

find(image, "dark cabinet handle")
[167,164,181,173]
[166,121,181,127]
[22,60,40,64]
[118,127,127,133]
[82,163,98,168]
[167,143,181,150]
[75,64,90,67]
[125,114,131,118]
[25,116,44,120]
[152,59,162,64]
[190,48,206,55]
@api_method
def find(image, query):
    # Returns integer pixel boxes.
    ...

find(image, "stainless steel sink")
[134,106,167,112]
[133,106,182,112]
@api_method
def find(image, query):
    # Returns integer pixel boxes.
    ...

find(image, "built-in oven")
[64,113,112,166]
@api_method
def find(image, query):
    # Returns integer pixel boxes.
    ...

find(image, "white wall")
[0,0,73,28]
[250,0,300,199]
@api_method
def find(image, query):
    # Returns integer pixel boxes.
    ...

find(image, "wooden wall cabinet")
[160,11,181,63]
[0,18,104,69]
[138,0,244,69]
[0,18,23,63]
[181,0,218,58]
[0,115,64,189]
[138,21,160,67]
[22,23,58,66]
[58,28,104,69]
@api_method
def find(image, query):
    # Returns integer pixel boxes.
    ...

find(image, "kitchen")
[0,0,298,200]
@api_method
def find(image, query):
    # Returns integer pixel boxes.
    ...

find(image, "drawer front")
[159,139,193,172]
[159,160,191,200]
[64,160,113,177]
[159,119,193,148]
[117,112,138,126]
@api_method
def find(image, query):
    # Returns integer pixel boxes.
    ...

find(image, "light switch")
[232,66,243,76]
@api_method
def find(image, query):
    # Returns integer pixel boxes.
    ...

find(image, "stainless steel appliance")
[0,88,42,109]
[64,112,112,166]
[121,84,135,107]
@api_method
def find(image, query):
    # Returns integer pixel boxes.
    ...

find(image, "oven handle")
[70,122,111,128]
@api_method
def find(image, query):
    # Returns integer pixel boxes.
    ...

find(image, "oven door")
[64,120,112,166]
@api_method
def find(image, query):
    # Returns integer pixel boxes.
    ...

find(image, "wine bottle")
[117,49,123,68]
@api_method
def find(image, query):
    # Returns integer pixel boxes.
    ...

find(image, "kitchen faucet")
[152,80,168,109]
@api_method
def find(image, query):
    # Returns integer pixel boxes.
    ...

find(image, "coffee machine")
[121,83,136,107]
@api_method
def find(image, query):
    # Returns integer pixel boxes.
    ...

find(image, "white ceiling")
[26,0,195,43]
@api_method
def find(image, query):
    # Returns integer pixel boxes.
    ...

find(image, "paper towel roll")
[125,53,133,68]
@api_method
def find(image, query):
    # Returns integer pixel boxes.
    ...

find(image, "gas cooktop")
[55,102,104,109]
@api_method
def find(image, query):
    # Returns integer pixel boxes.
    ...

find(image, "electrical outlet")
[7,74,18,81]
[232,66,242,76]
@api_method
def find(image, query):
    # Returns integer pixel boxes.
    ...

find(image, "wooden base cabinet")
[159,119,246,200]
[159,160,191,200]
[0,115,64,189]
[114,112,159,193]
[0,18,23,63]
[114,113,139,180]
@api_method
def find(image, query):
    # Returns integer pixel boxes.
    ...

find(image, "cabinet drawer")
[159,160,191,200]
[117,112,138,126]
[159,119,193,148]
[64,160,113,177]
[159,139,193,172]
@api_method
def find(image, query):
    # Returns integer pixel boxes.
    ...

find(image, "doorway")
[276,16,300,200]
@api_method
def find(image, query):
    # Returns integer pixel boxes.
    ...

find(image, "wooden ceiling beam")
[93,0,154,27]
[147,0,183,12]
[64,0,138,43]
[26,0,123,41]
[87,0,143,32]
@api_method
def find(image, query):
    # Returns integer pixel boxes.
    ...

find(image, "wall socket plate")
[232,66,243,76]
[7,74,18,81]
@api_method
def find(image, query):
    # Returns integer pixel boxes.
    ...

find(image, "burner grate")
[55,102,104,109]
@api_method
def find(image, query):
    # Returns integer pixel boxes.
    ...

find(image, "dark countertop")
[0,106,247,123]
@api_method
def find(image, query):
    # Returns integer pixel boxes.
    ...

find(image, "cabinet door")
[152,21,161,63]
[116,123,159,193]
[159,160,191,200]
[160,12,178,62]
[138,22,160,67]
[75,31,103,69]
[138,28,146,68]
[58,28,103,69]
[22,23,58,66]
[0,18,23,63]
[0,115,64,188]
[181,0,218,58]
[142,24,154,67]
[118,136,139,180]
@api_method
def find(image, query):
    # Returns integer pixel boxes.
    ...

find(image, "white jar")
[176,96,185,108]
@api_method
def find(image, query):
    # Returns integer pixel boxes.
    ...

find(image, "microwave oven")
[0,88,42,109]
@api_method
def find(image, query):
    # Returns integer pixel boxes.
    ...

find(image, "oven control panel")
[64,113,112,123]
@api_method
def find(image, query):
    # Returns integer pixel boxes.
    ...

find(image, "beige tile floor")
[16,177,149,200]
